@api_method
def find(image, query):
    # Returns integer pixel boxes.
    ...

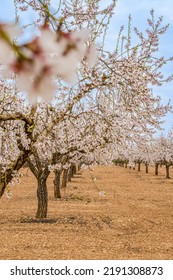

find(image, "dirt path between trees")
[0,165,173,259]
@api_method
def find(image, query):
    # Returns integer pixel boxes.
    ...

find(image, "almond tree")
[153,133,173,178]
[0,0,112,197]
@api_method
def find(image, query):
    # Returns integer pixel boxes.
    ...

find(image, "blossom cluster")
[0,23,97,103]
[112,129,173,168]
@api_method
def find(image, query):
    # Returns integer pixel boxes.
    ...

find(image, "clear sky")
[0,0,172,131]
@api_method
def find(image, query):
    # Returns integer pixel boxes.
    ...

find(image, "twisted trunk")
[28,160,50,219]
[36,171,49,219]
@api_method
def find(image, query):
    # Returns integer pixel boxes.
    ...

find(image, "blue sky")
[110,0,173,132]
[0,0,172,131]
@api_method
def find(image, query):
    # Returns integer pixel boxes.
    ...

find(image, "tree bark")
[36,173,49,219]
[28,160,50,219]
[68,165,73,182]
[155,163,159,176]
[166,165,170,179]
[61,169,68,189]
[145,163,148,173]
[138,162,141,172]
[54,170,61,199]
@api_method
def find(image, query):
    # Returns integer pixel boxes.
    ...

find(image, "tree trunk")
[54,170,61,199]
[68,165,73,182]
[72,164,77,175]
[166,165,170,179]
[36,178,48,219]
[145,163,148,173]
[28,160,50,219]
[61,169,68,189]
[36,169,49,219]
[155,163,159,176]
[125,162,128,168]
[138,162,141,172]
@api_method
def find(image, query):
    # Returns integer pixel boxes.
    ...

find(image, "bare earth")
[0,165,173,260]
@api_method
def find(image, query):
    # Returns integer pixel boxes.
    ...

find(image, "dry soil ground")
[0,164,173,259]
